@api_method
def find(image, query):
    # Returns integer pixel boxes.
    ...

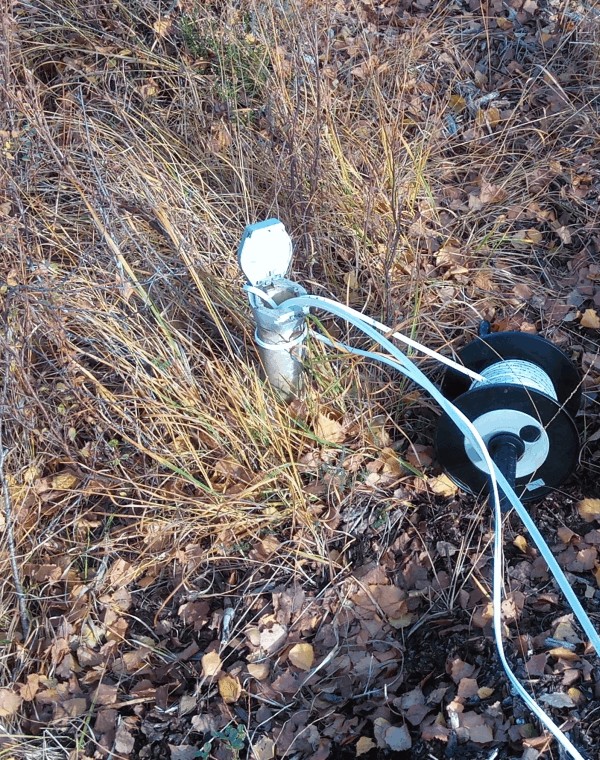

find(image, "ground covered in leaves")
[1,0,600,758]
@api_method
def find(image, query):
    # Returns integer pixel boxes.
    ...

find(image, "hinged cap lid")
[238,218,293,285]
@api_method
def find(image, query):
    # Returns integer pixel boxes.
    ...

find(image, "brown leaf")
[457,678,479,698]
[201,651,222,678]
[288,642,314,671]
[513,284,533,301]
[525,653,548,677]
[513,535,528,553]
[313,413,345,444]
[94,683,118,706]
[449,658,475,683]
[114,720,136,755]
[259,624,288,655]
[0,689,22,716]
[479,180,508,205]
[383,724,412,751]
[19,674,40,701]
[218,674,242,704]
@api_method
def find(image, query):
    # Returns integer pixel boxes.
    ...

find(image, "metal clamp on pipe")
[238,219,308,398]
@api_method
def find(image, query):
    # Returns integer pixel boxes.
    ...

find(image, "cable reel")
[436,326,581,502]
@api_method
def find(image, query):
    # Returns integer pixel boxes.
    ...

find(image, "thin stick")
[0,358,30,641]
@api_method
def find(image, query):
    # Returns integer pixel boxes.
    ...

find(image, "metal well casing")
[248,278,308,399]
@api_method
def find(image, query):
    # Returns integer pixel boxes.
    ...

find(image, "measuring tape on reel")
[436,327,581,501]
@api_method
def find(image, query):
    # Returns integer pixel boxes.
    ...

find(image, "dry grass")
[0,0,599,756]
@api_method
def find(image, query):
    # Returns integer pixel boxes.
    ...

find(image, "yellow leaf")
[288,642,314,671]
[568,687,584,704]
[218,674,241,704]
[201,651,222,678]
[247,662,270,680]
[513,535,528,553]
[356,736,376,756]
[313,413,345,444]
[51,470,79,490]
[449,95,466,112]
[428,474,458,497]
[577,498,600,522]
[486,107,501,127]
[549,647,579,661]
[153,17,172,37]
[580,309,600,329]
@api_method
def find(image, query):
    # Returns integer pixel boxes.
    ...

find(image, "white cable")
[244,284,279,309]
[301,294,486,382]
[294,303,590,760]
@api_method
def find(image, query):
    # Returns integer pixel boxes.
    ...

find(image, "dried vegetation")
[1,0,600,758]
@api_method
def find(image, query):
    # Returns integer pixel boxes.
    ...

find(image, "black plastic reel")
[441,331,581,416]
[435,331,581,502]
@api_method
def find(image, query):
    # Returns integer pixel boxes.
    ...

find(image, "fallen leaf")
[525,653,548,677]
[479,180,508,205]
[472,603,493,628]
[513,535,528,553]
[288,642,314,671]
[555,225,572,245]
[539,692,575,709]
[253,735,276,760]
[247,661,270,680]
[19,674,40,701]
[153,17,172,37]
[548,647,579,661]
[94,683,118,706]
[114,720,135,755]
[468,722,494,744]
[580,309,600,329]
[457,678,479,698]
[428,474,458,497]
[513,284,533,301]
[356,736,376,756]
[577,498,600,522]
[313,413,345,444]
[567,687,584,705]
[201,651,222,678]
[259,624,288,655]
[384,725,412,751]
[170,746,203,760]
[218,674,242,704]
[0,689,22,716]
[51,470,79,490]
[449,658,475,683]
